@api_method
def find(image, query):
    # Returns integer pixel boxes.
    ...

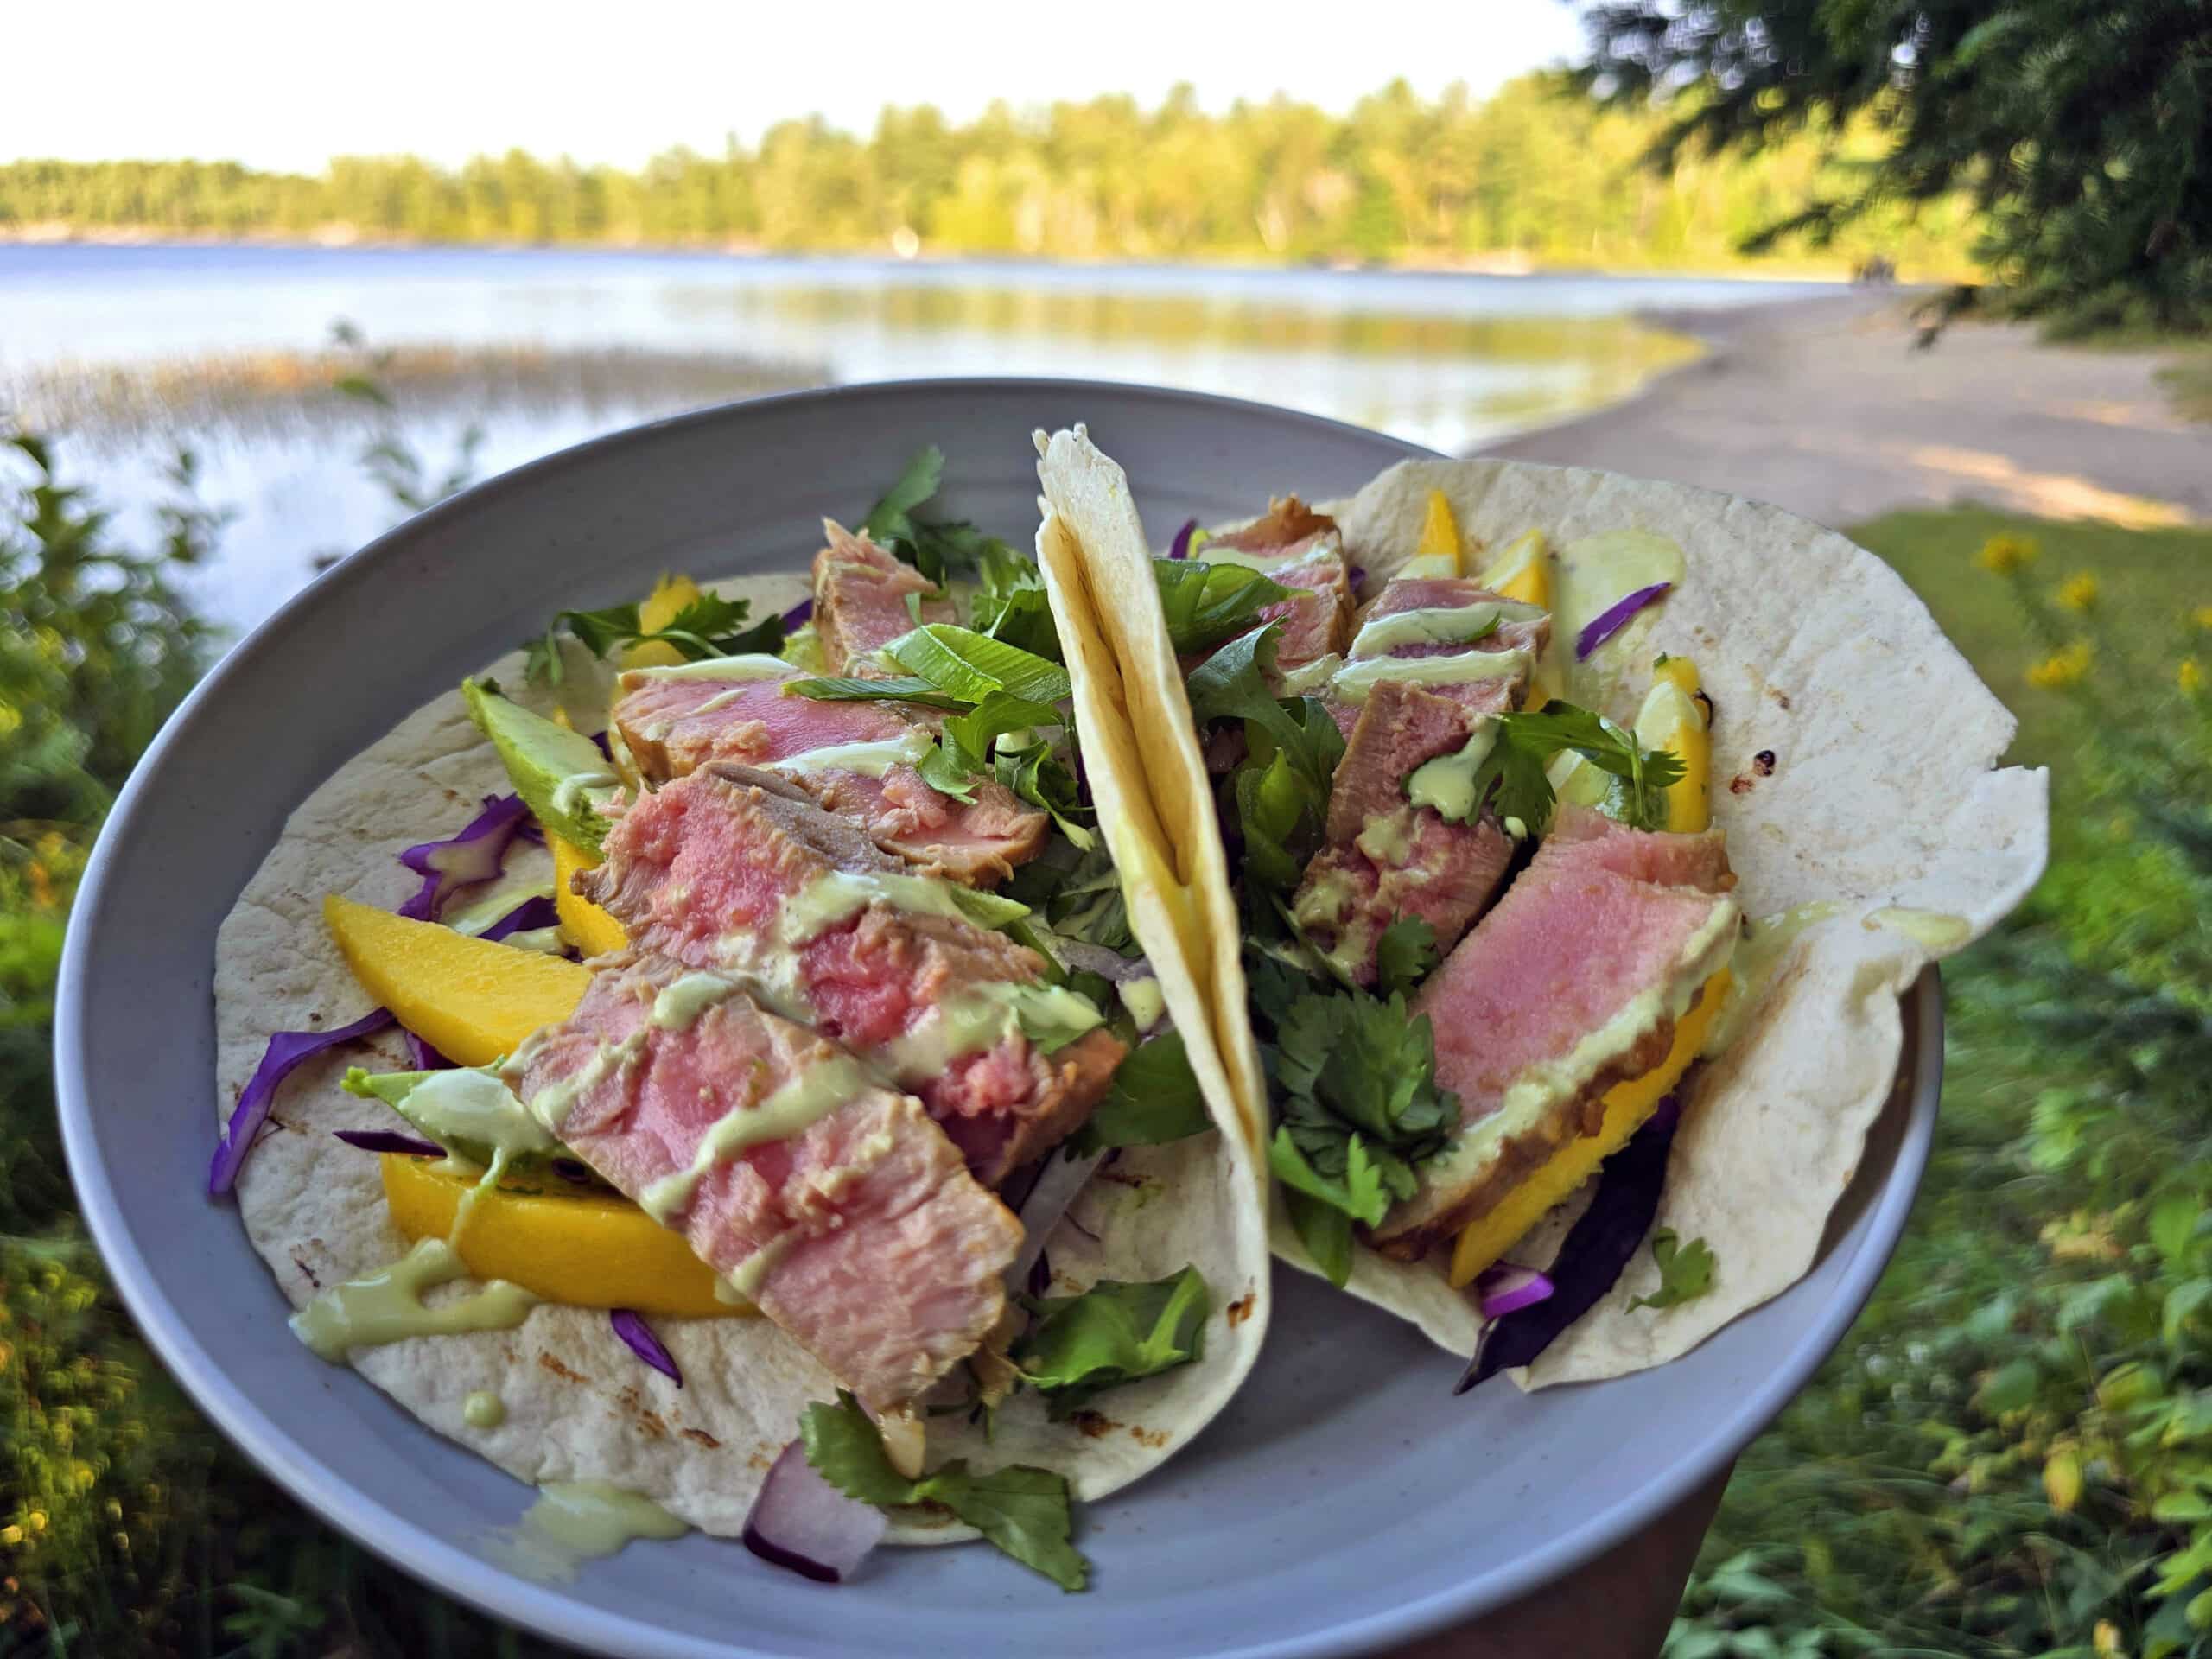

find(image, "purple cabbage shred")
[1166,518,1199,561]
[1575,582,1673,661]
[781,596,815,629]
[610,1308,683,1387]
[209,1008,396,1197]
[334,1127,443,1158]
[397,794,532,921]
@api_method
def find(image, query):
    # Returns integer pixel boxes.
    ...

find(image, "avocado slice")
[342,1065,588,1181]
[461,678,620,854]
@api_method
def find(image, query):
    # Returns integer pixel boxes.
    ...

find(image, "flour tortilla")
[1046,442,2048,1388]
[215,568,1272,1546]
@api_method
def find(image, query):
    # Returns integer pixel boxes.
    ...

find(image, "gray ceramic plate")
[57,380,1938,1657]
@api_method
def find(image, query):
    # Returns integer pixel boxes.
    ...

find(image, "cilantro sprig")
[1013,1266,1211,1420]
[1259,973,1459,1287]
[524,592,782,684]
[861,445,1017,590]
[1464,702,1685,836]
[1070,1027,1214,1153]
[1187,626,1344,906]
[1153,559,1297,655]
[800,1392,1087,1591]
[1628,1229,1717,1311]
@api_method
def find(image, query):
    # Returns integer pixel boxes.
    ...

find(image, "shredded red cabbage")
[208,1007,396,1197]
[1475,1262,1554,1319]
[397,794,532,921]
[610,1308,683,1386]
[404,1030,455,1071]
[479,894,560,944]
[743,1438,887,1583]
[334,1127,443,1157]
[781,596,815,628]
[1347,563,1367,591]
[1166,518,1199,560]
[1575,582,1673,661]
[1457,1095,1681,1394]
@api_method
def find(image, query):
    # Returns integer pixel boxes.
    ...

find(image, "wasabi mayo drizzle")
[649,970,746,1031]
[768,728,934,779]
[550,768,619,818]
[1278,654,1343,696]
[772,867,1026,950]
[487,1482,688,1582]
[463,1391,505,1429]
[1405,722,1500,823]
[1329,646,1532,705]
[289,1238,537,1361]
[1700,901,1844,1058]
[639,1054,872,1224]
[1350,600,1541,658]
[1866,906,1973,951]
[1548,530,1688,700]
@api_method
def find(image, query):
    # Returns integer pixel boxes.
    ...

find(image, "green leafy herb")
[1187,626,1344,902]
[1152,558,1296,655]
[884,624,1072,705]
[860,446,1017,590]
[973,542,1063,661]
[784,674,970,710]
[1374,917,1440,997]
[1070,1028,1213,1154]
[1014,1267,1210,1419]
[800,1393,1087,1590]
[911,686,1095,848]
[1465,700,1686,836]
[1258,986,1458,1287]
[1629,1229,1717,1311]
[524,592,782,684]
[1003,838,1135,952]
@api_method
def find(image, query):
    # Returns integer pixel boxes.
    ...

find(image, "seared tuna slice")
[1205,498,1357,674]
[1371,807,1738,1255]
[813,521,955,675]
[614,660,1046,885]
[506,950,1020,1411]
[579,765,1127,1185]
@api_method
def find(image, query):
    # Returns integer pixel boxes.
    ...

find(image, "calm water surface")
[1,245,1843,631]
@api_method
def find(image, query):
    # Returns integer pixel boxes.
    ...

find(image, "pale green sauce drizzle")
[770,729,933,778]
[550,769,619,817]
[463,1391,505,1429]
[1329,646,1531,705]
[1549,530,1687,701]
[1700,900,1846,1058]
[513,1028,649,1135]
[486,1482,689,1582]
[1354,809,1417,867]
[403,1070,558,1160]
[1351,600,1541,658]
[726,1231,800,1299]
[650,970,745,1031]
[1404,722,1500,823]
[289,1239,537,1362]
[624,652,794,684]
[639,1055,871,1224]
[774,867,1027,950]
[1276,654,1343,696]
[1118,976,1166,1033]
[1866,906,1973,952]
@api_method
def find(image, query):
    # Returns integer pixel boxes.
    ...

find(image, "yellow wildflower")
[2194,606,2212,631]
[2056,572,2100,612]
[2183,658,2205,695]
[2043,1446,2082,1512]
[1977,533,2038,575]
[2026,642,2093,689]
[2094,1618,2124,1659]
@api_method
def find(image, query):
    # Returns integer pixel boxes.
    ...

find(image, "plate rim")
[55,375,1941,1656]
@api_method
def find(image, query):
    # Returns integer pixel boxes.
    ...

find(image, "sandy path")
[1480,291,2210,530]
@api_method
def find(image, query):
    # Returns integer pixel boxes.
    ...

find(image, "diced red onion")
[743,1438,887,1584]
[610,1308,683,1386]
[1166,518,1199,561]
[397,794,531,921]
[781,596,815,628]
[334,1127,443,1157]
[480,894,560,944]
[1575,582,1672,661]
[1475,1262,1554,1319]
[1008,1148,1105,1290]
[208,1007,395,1197]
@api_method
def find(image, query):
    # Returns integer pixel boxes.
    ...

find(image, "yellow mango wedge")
[620,573,703,670]
[381,1155,749,1319]
[1450,967,1732,1287]
[323,893,588,1066]
[549,831,629,958]
[1478,529,1551,611]
[1398,489,1466,580]
[1635,657,1713,834]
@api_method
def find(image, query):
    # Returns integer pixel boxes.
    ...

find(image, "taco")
[1033,427,2047,1389]
[211,448,1268,1591]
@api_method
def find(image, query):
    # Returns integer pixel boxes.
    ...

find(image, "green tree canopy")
[1575,0,2212,330]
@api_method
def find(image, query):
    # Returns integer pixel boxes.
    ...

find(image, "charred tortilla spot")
[1070,1409,1117,1440]
[537,1353,590,1384]
[1226,1292,1257,1327]
[679,1427,721,1449]
[1753,750,1777,776]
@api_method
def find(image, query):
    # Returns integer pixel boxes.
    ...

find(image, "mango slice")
[1479,529,1551,611]
[1398,490,1468,580]
[549,831,629,958]
[1449,967,1732,1288]
[620,573,703,670]
[323,893,588,1067]
[1636,658,1712,835]
[381,1154,749,1319]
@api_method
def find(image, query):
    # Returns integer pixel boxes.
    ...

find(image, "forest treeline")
[1,77,1980,275]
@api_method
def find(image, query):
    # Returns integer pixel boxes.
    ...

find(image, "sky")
[4,0,1588,171]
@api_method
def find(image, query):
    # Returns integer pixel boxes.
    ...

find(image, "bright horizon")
[3,0,1586,173]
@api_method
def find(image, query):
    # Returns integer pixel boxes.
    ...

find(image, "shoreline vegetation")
[0,75,1982,282]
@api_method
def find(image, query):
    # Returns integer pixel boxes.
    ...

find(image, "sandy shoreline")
[1482,290,2210,530]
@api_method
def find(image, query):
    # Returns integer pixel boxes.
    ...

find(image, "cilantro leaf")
[800,1392,1087,1590]
[1152,559,1297,655]
[1188,626,1343,903]
[1070,1028,1213,1154]
[860,446,1014,590]
[1268,1130,1389,1287]
[1374,917,1439,997]
[909,687,1096,848]
[1014,1266,1210,1420]
[1003,838,1133,950]
[974,543,1063,661]
[1628,1229,1717,1312]
[1467,701,1687,836]
[523,592,782,685]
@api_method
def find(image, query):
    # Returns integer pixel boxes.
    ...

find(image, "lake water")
[1,245,1842,632]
